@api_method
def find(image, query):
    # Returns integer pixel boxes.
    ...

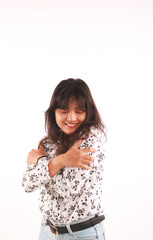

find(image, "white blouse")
[22,127,105,225]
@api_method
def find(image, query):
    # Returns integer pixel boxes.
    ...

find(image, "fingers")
[38,142,44,149]
[80,155,94,168]
[29,148,45,157]
[71,139,83,149]
[39,145,45,153]
[81,153,94,161]
[82,160,93,166]
[80,151,95,169]
[37,143,45,155]
[79,164,92,170]
[82,148,97,154]
[39,144,44,149]
[27,148,45,164]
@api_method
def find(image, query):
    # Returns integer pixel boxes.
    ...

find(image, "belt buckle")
[50,225,58,235]
[46,220,58,235]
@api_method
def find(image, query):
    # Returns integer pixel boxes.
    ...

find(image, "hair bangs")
[55,88,87,111]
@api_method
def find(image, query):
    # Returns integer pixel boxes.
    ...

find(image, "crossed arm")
[26,139,96,178]
[22,132,104,195]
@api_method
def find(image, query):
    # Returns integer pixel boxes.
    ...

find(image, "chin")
[64,130,76,135]
[63,127,78,135]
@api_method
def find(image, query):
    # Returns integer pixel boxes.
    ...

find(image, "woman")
[22,78,106,240]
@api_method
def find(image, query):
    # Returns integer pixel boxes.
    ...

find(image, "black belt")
[46,215,105,235]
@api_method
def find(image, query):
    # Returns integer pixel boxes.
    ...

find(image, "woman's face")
[55,98,86,135]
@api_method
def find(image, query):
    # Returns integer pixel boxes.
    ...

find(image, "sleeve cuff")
[37,155,48,161]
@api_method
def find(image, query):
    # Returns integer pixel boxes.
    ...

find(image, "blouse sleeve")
[22,156,52,192]
[50,128,105,199]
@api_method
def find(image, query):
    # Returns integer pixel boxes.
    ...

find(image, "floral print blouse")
[22,127,105,225]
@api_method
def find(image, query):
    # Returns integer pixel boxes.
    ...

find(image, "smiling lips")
[65,122,79,128]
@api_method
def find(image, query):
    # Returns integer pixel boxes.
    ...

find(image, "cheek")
[55,113,66,124]
[55,113,60,125]
[79,113,86,122]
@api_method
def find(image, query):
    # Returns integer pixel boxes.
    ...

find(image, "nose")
[67,111,77,121]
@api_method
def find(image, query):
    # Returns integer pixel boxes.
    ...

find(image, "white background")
[0,0,153,239]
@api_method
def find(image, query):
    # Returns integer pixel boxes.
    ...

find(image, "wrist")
[56,154,65,168]
[48,154,65,177]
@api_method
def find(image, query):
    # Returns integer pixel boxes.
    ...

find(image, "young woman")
[22,78,106,240]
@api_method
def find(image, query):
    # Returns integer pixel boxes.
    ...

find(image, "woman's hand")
[62,139,97,170]
[27,144,45,164]
[48,139,97,177]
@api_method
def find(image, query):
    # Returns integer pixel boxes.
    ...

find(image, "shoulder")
[40,137,57,156]
[89,127,105,143]
[90,126,103,138]
[80,127,104,149]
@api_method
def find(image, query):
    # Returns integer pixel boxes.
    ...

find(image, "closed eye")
[76,110,84,114]
[76,108,86,114]
[58,108,68,113]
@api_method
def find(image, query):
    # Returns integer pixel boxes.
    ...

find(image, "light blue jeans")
[39,220,105,240]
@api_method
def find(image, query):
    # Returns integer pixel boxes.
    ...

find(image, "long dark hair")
[44,78,106,155]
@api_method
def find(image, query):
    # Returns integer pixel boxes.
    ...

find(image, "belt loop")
[66,224,91,240]
[66,224,76,238]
